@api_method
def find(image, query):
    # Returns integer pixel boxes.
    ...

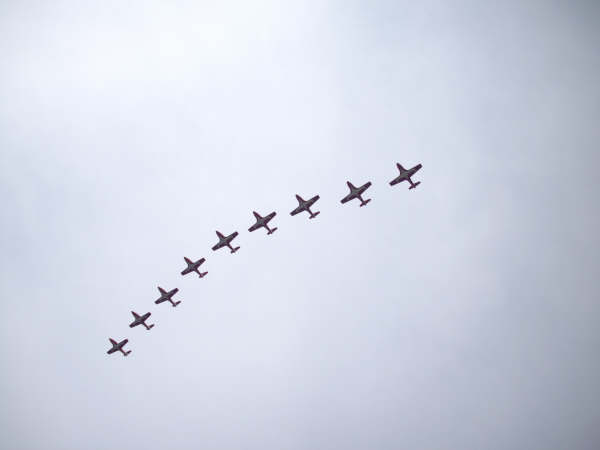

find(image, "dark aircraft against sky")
[389,162,423,190]
[129,311,154,330]
[181,256,208,278]
[212,230,241,254]
[108,161,422,356]
[154,286,181,307]
[248,211,278,235]
[107,338,131,357]
[290,194,321,219]
[340,181,372,207]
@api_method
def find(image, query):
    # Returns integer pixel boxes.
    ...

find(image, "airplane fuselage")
[133,313,150,325]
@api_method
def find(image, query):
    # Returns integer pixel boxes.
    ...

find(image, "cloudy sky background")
[1,1,599,449]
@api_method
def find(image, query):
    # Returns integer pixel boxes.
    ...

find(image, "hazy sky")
[1,1,599,449]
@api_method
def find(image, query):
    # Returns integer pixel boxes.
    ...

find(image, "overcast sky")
[1,1,599,449]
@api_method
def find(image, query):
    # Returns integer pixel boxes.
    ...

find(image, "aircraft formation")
[107,161,423,356]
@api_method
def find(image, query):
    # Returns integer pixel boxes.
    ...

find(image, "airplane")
[290,194,320,219]
[389,162,423,189]
[248,211,278,235]
[340,181,372,207]
[154,286,181,307]
[211,230,240,253]
[106,338,131,356]
[129,311,154,330]
[181,256,208,278]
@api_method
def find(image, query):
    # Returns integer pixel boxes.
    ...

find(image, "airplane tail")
[147,324,155,330]
[199,271,208,278]
[230,246,240,253]
[267,227,278,235]
[309,211,320,219]
[172,300,181,307]
[409,181,421,190]
[360,199,372,207]
[124,350,132,356]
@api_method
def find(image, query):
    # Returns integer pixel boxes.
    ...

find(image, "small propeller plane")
[107,338,131,356]
[154,286,181,307]
[290,194,320,219]
[389,162,423,189]
[248,211,278,235]
[129,311,154,330]
[181,256,208,278]
[340,181,372,207]
[211,230,240,253]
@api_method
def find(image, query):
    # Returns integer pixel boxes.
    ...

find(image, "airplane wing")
[211,242,222,251]
[340,193,354,204]
[248,222,262,232]
[389,176,403,186]
[290,206,303,216]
